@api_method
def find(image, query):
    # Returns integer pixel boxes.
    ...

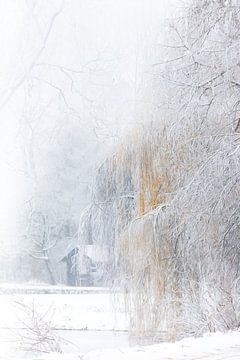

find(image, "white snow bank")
[29,331,240,360]
[8,331,240,360]
[82,331,240,360]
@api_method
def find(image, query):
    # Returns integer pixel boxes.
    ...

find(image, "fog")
[1,1,240,359]
[0,0,177,280]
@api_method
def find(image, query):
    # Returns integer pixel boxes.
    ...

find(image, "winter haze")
[1,1,240,359]
[0,0,175,279]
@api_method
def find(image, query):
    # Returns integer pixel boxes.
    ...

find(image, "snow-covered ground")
[0,290,128,359]
[1,290,240,360]
[26,331,240,360]
[0,291,126,330]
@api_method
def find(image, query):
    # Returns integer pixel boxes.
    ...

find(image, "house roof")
[51,237,109,264]
[50,237,78,263]
[83,244,109,263]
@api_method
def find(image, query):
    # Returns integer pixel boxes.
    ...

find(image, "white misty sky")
[0,0,178,257]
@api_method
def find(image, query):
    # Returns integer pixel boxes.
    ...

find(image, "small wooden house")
[54,240,109,286]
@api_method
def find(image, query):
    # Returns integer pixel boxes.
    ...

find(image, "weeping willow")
[80,115,239,339]
[80,0,240,340]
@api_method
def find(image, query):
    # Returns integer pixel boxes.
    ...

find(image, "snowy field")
[0,288,128,359]
[0,289,240,359]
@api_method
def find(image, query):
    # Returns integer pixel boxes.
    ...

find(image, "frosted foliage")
[81,0,240,340]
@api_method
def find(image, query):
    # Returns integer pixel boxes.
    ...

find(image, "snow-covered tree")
[84,0,240,339]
